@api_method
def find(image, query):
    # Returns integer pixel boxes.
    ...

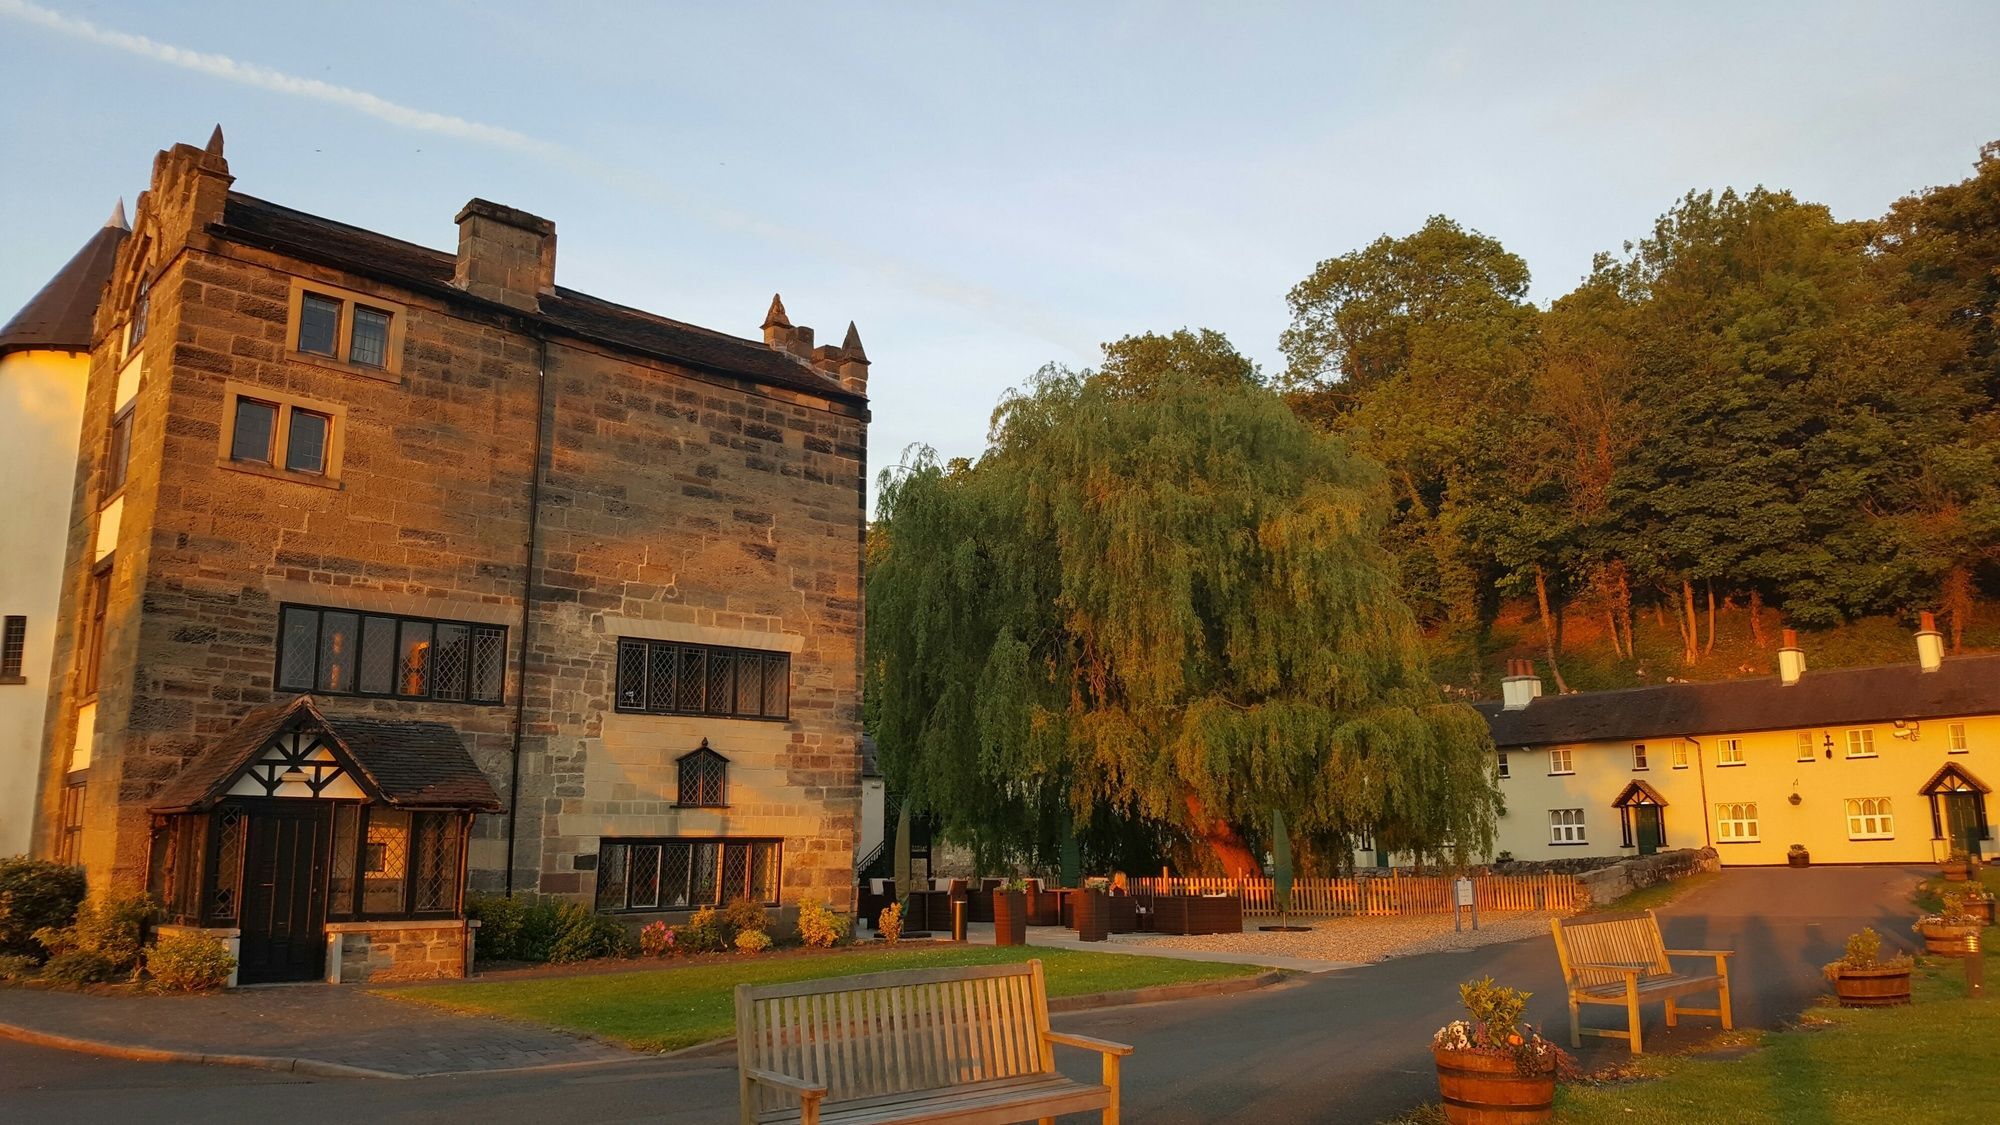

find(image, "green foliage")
[1841,927,1883,970]
[146,932,236,992]
[722,896,769,938]
[0,952,38,980]
[40,949,119,987]
[734,929,773,954]
[868,329,1499,873]
[547,903,633,964]
[639,920,676,957]
[876,901,904,944]
[0,856,87,960]
[795,897,849,948]
[680,906,731,953]
[1457,975,1530,1045]
[34,894,156,976]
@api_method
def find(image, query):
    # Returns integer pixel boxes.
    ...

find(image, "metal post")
[952,898,967,943]
[1966,932,1984,998]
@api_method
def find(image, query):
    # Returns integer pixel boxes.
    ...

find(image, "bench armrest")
[1044,1030,1135,1057]
[744,1067,828,1100]
[1664,948,1734,958]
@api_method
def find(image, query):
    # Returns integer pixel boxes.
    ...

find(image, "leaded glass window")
[613,639,789,719]
[676,744,728,808]
[593,839,782,913]
[363,809,411,914]
[273,604,505,704]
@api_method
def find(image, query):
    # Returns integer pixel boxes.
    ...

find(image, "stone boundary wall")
[327,920,472,984]
[1574,847,1721,905]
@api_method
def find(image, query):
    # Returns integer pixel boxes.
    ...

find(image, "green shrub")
[723,896,769,937]
[796,897,849,948]
[735,928,773,954]
[40,949,119,987]
[681,905,731,953]
[146,933,235,992]
[34,893,157,977]
[468,892,581,963]
[0,952,38,980]
[0,857,87,960]
[547,902,632,964]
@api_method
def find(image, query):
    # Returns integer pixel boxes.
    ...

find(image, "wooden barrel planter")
[1965,897,1996,925]
[1920,921,1981,955]
[1829,964,1912,1008]
[1432,1046,1554,1124]
[992,890,1028,947]
[1073,889,1110,942]
[1942,859,1969,882]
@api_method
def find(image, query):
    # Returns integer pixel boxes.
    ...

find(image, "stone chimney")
[1778,629,1805,686]
[1500,659,1541,711]
[1916,611,1944,673]
[454,199,555,312]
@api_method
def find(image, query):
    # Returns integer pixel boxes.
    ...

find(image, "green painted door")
[1634,806,1663,857]
[1943,793,1984,859]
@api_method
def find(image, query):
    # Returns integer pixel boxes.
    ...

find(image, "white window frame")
[1548,747,1574,776]
[1631,743,1648,771]
[1948,722,1968,754]
[1672,743,1688,770]
[1796,731,1816,762]
[1845,728,1876,759]
[1844,797,1894,840]
[1549,808,1587,845]
[1717,739,1745,767]
[1715,802,1759,842]
[1496,751,1509,780]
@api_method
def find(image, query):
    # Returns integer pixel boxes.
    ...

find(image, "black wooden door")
[1634,806,1663,856]
[237,803,331,984]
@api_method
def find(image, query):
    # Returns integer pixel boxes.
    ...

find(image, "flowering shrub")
[639,921,677,958]
[877,901,905,944]
[736,928,774,954]
[1432,976,1575,1078]
[797,897,849,948]
[682,906,731,953]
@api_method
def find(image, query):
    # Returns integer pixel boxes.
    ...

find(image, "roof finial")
[107,198,129,231]
[205,124,225,157]
[763,292,791,329]
[842,320,866,361]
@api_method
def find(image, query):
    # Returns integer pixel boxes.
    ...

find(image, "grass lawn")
[381,945,1262,1052]
[1592,871,1722,915]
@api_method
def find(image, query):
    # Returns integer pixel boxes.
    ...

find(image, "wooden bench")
[1550,910,1734,1054]
[735,960,1133,1125]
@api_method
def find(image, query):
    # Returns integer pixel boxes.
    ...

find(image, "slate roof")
[149,695,503,813]
[211,193,863,404]
[1478,653,2000,748]
[0,219,126,358]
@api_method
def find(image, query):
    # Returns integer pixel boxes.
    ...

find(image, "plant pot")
[1967,898,1996,925]
[992,891,1028,947]
[1919,921,1981,955]
[1073,889,1109,943]
[1828,964,1912,1008]
[1788,851,1810,868]
[1432,1046,1554,1124]
[1942,860,1969,882]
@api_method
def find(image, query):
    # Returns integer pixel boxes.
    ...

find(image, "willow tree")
[867,330,1499,876]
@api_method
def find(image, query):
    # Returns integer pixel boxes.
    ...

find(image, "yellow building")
[0,205,126,856]
[1479,620,1996,867]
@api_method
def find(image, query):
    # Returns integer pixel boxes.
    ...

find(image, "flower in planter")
[1916,885,1984,931]
[1432,976,1578,1079]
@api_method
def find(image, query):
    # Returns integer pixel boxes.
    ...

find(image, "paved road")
[0,865,1923,1124]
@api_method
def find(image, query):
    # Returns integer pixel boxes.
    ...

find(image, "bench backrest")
[734,960,1054,1113]
[1550,910,1670,990]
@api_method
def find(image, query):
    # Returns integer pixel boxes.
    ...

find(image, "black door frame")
[233,799,334,985]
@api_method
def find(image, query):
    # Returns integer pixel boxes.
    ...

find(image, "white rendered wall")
[0,348,89,856]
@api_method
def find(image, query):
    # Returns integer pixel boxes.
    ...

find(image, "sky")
[4,1,1998,510]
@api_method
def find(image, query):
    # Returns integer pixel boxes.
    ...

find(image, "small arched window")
[676,741,728,808]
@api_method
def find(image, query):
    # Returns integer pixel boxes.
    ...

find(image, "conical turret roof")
[0,207,128,359]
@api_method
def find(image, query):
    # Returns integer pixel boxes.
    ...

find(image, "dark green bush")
[547,903,633,964]
[40,949,119,987]
[680,905,731,953]
[722,896,770,938]
[34,893,157,976]
[467,892,526,961]
[146,932,236,992]
[469,893,630,964]
[0,857,87,960]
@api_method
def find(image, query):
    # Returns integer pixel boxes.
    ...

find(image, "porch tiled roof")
[149,695,502,813]
[1477,653,2000,748]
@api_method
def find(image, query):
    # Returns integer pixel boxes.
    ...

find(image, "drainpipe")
[504,333,550,896]
[1685,736,1713,849]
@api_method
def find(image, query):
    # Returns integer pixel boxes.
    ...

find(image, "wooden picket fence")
[1125,872,1582,917]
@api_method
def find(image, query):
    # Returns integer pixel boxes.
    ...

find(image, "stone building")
[0,205,127,856]
[32,129,869,982]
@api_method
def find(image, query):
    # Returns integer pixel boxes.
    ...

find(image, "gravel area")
[1119,910,1563,964]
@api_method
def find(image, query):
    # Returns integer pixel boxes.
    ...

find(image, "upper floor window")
[1631,744,1648,771]
[1845,729,1876,759]
[676,742,728,808]
[1717,739,1745,767]
[105,405,135,499]
[1796,731,1817,762]
[1947,723,1968,754]
[221,385,344,483]
[1549,808,1586,845]
[276,603,505,704]
[78,566,112,699]
[1547,747,1574,775]
[127,276,150,351]
[1496,752,1509,779]
[288,280,404,377]
[1,616,26,683]
[1672,743,1689,769]
[614,638,789,720]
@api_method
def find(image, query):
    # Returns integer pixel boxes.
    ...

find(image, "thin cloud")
[0,0,1096,354]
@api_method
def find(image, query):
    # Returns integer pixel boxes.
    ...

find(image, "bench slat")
[757,1076,1110,1125]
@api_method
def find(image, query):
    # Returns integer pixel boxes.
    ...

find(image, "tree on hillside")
[867,330,1499,876]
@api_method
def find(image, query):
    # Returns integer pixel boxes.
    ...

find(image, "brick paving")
[0,985,640,1077]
